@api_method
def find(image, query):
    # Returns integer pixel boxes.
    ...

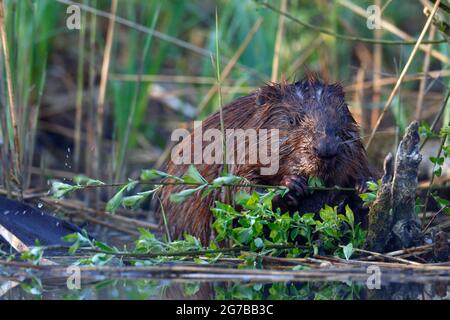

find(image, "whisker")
[340,129,395,146]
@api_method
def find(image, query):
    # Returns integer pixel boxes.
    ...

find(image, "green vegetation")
[0,0,449,300]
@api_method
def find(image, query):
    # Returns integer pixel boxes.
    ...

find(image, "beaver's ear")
[255,84,282,106]
[255,89,266,106]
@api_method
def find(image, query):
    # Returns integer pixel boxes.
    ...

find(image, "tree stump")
[366,121,423,252]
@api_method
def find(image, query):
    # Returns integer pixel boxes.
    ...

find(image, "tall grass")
[0,0,58,196]
[0,0,448,206]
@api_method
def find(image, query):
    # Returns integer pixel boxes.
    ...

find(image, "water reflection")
[1,279,448,300]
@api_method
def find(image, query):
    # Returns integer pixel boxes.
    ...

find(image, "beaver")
[160,76,374,245]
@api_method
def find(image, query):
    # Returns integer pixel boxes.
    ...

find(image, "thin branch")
[421,120,448,226]
[352,248,422,265]
[419,89,450,151]
[415,25,436,119]
[261,1,447,45]
[422,205,449,234]
[338,0,448,64]
[365,0,442,150]
[429,0,450,14]
[55,179,357,193]
[197,18,263,113]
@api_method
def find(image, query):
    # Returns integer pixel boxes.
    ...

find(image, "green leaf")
[434,166,442,177]
[68,240,80,255]
[182,165,207,185]
[234,227,253,244]
[169,186,205,204]
[308,176,324,188]
[359,192,377,205]
[443,145,450,157]
[440,125,450,136]
[319,205,336,222]
[21,277,43,296]
[246,192,260,208]
[301,213,316,225]
[106,180,138,213]
[290,228,299,240]
[140,169,184,182]
[20,246,44,264]
[121,189,156,209]
[94,241,116,253]
[345,205,354,228]
[419,122,433,138]
[121,195,145,209]
[62,232,80,243]
[125,180,139,191]
[366,180,379,192]
[106,187,126,213]
[73,175,105,186]
[212,175,245,187]
[432,195,450,208]
[51,181,80,198]
[254,237,264,248]
[430,156,444,165]
[343,243,353,260]
[234,191,251,205]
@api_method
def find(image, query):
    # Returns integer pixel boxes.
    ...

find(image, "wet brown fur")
[160,76,373,245]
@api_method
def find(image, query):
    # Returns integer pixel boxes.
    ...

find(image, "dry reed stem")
[0,1,22,197]
[41,196,159,230]
[55,0,266,82]
[352,248,422,265]
[74,9,86,171]
[286,37,323,78]
[197,18,263,113]
[338,0,449,65]
[415,25,436,119]
[110,74,217,84]
[346,69,450,92]
[271,0,287,82]
[371,0,382,129]
[365,0,442,149]
[353,67,365,127]
[86,3,97,181]
[94,0,117,206]
[111,69,450,94]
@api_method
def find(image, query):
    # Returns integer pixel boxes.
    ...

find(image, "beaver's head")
[255,77,367,185]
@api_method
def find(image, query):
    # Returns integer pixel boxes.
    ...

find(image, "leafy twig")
[260,1,446,45]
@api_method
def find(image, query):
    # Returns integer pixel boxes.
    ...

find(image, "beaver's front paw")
[355,178,369,194]
[272,175,309,212]
[281,175,309,197]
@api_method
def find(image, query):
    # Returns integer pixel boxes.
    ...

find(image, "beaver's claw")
[355,179,368,194]
[281,175,309,197]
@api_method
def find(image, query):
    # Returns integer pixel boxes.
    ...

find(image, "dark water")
[1,278,449,300]
[1,233,449,300]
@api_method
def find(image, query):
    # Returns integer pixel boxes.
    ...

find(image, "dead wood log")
[366,153,394,252]
[367,121,423,252]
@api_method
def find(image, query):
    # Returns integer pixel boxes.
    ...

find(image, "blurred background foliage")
[0,0,448,201]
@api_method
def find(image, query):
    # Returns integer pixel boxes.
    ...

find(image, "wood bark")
[367,121,423,251]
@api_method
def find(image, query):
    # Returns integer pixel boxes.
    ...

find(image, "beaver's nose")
[314,138,339,159]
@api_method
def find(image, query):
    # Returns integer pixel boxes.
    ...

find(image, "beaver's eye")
[289,118,296,126]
